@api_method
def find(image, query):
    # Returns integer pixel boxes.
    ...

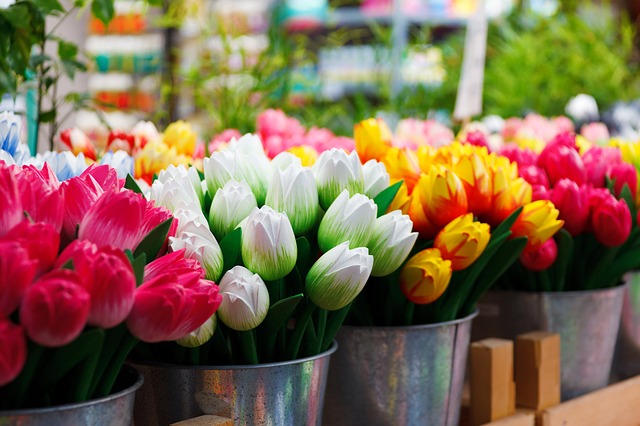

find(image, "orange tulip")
[434,213,491,270]
[382,147,421,193]
[354,118,393,163]
[400,248,452,304]
[419,166,468,229]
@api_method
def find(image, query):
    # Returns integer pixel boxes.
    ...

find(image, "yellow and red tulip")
[419,165,468,229]
[451,153,493,216]
[510,200,564,249]
[399,248,452,304]
[162,120,197,156]
[434,213,491,270]
[354,117,393,163]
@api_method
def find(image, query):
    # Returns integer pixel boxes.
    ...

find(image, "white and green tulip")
[271,151,302,170]
[217,266,270,331]
[266,164,319,236]
[169,229,224,282]
[312,148,365,210]
[317,190,377,252]
[362,159,391,199]
[176,314,217,347]
[241,206,297,281]
[367,211,418,277]
[156,164,204,208]
[209,179,257,241]
[306,242,373,311]
[149,177,201,213]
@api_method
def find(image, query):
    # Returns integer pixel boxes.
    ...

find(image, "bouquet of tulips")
[0,161,222,409]
[498,132,640,291]
[133,134,415,365]
[350,118,564,325]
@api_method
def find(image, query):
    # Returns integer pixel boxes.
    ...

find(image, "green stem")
[321,303,352,352]
[314,309,327,355]
[286,301,317,360]
[403,301,415,326]
[94,333,139,398]
[11,344,45,409]
[239,330,258,364]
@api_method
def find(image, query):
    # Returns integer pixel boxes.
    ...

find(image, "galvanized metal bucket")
[0,366,143,426]
[323,311,477,426]
[613,271,640,380]
[473,286,626,400]
[131,342,337,426]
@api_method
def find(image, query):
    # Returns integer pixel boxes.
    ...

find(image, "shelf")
[327,7,468,27]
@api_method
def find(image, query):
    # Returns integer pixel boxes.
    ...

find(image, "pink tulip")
[591,196,632,247]
[0,242,36,317]
[20,269,90,347]
[127,250,222,342]
[581,122,610,144]
[553,116,575,136]
[81,164,121,192]
[15,165,64,233]
[462,130,489,150]
[0,164,22,237]
[548,131,579,150]
[0,319,27,386]
[607,162,638,199]
[538,143,586,186]
[54,239,97,282]
[520,165,550,189]
[78,189,145,251]
[582,146,622,187]
[60,173,104,242]
[532,184,552,201]
[3,221,60,275]
[208,129,242,153]
[499,145,538,167]
[520,238,558,271]
[550,179,589,236]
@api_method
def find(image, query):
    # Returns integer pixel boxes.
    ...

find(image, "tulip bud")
[549,179,589,236]
[99,150,134,179]
[176,314,217,347]
[306,242,373,310]
[582,146,622,187]
[209,179,257,241]
[538,144,586,186]
[0,319,27,386]
[367,211,418,277]
[312,148,365,210]
[156,164,204,207]
[510,200,564,249]
[170,230,224,282]
[241,206,297,281]
[150,176,201,214]
[0,111,21,157]
[362,159,391,199]
[132,120,160,148]
[400,248,452,304]
[0,163,22,237]
[452,153,493,216]
[592,196,632,247]
[419,166,468,229]
[519,165,550,189]
[354,117,393,163]
[317,190,377,252]
[607,162,638,199]
[520,238,558,271]
[408,183,438,239]
[3,220,60,276]
[434,213,491,270]
[163,120,197,155]
[217,266,269,331]
[20,269,90,347]
[382,147,421,193]
[58,127,97,161]
[0,242,36,317]
[266,164,319,236]
[272,151,302,170]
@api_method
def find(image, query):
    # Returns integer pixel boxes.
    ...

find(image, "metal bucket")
[0,366,143,426]
[473,285,625,400]
[131,342,337,426]
[323,311,477,426]
[613,271,640,380]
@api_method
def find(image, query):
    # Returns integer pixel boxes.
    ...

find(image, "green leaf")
[133,218,173,262]
[60,259,74,270]
[491,206,523,237]
[219,227,242,273]
[131,253,146,286]
[34,0,65,15]
[91,0,114,25]
[294,237,311,279]
[57,40,78,60]
[373,180,403,217]
[261,294,303,360]
[124,174,143,194]
[552,229,574,292]
[619,183,637,219]
[39,109,56,123]
[29,53,51,69]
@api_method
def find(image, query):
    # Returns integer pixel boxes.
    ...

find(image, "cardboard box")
[170,415,234,426]
[515,332,560,411]
[470,338,516,425]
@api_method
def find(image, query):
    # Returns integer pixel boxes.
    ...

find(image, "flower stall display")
[0,161,221,417]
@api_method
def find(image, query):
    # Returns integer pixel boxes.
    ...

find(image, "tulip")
[519,165,550,189]
[209,179,257,240]
[170,229,224,282]
[306,242,373,310]
[484,167,532,226]
[209,129,242,153]
[131,120,160,149]
[367,211,418,277]
[0,319,26,386]
[3,221,60,275]
[499,145,538,167]
[520,238,558,271]
[135,141,186,185]
[388,181,411,215]
[20,269,90,347]
[591,196,632,247]
[0,242,36,317]
[407,183,438,239]
[176,314,217,347]
[434,213,491,270]
[317,190,377,252]
[271,151,302,170]
[162,120,197,156]
[150,173,201,213]
[15,164,64,232]
[58,127,97,161]
[127,250,222,342]
[28,151,89,181]
[106,130,135,154]
[0,111,21,157]
[607,162,638,199]
[452,153,493,216]
[266,164,319,236]
[312,148,365,210]
[60,173,104,241]
[354,117,392,163]
[362,159,391,199]
[0,164,22,236]
[399,248,452,304]
[287,145,318,167]
[241,206,297,281]
[382,147,421,193]
[216,266,270,331]
[99,150,135,179]
[538,144,586,186]
[510,200,564,249]
[532,184,552,202]
[419,166,468,229]
[582,146,621,187]
[549,179,589,236]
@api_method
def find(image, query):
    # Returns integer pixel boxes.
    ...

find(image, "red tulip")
[0,164,22,237]
[538,144,586,186]
[14,164,63,232]
[607,162,638,199]
[532,184,551,201]
[54,239,97,281]
[20,269,90,347]
[499,145,537,167]
[0,242,36,317]
[3,221,60,275]
[0,319,27,386]
[127,250,222,342]
[78,189,146,251]
[519,165,550,189]
[591,196,632,247]
[81,163,121,192]
[548,131,579,150]
[60,174,104,242]
[550,179,589,236]
[520,238,558,271]
[106,131,136,154]
[582,146,622,187]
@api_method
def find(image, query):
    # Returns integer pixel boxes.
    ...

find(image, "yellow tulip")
[434,213,491,270]
[162,120,197,156]
[419,165,468,229]
[382,147,421,192]
[400,248,452,304]
[354,118,392,163]
[135,141,189,185]
[510,200,564,248]
[416,145,435,172]
[387,181,411,215]
[287,145,319,167]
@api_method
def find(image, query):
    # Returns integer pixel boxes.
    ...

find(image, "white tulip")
[306,242,373,311]
[149,178,200,213]
[317,190,377,252]
[157,164,204,207]
[367,211,418,277]
[312,148,365,210]
[241,206,297,281]
[209,179,257,240]
[99,150,134,179]
[217,266,270,331]
[170,229,224,282]
[271,151,302,170]
[24,151,88,181]
[176,314,217,347]
[362,159,390,199]
[266,164,319,235]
